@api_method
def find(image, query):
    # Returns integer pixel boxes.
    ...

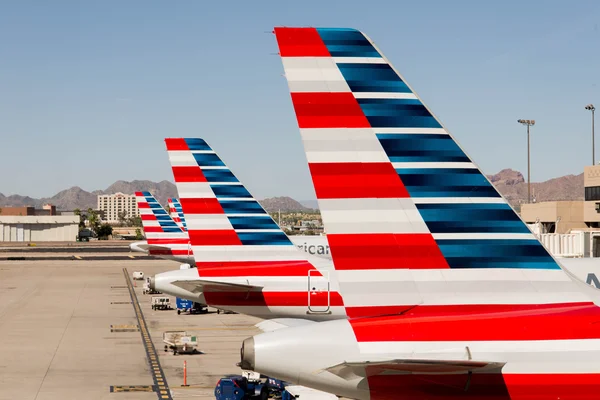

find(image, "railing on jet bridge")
[538,232,585,258]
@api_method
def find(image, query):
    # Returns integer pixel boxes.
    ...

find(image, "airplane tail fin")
[164,138,317,277]
[168,198,187,231]
[274,27,590,316]
[135,191,189,255]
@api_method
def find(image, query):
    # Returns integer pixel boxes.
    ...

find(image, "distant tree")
[87,208,100,232]
[74,208,85,230]
[96,223,113,239]
[135,228,144,240]
[128,215,142,227]
[117,210,128,227]
[304,230,316,236]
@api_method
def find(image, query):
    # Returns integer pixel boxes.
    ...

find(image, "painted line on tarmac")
[122,268,173,400]
[0,255,161,261]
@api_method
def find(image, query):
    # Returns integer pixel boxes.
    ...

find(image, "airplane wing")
[255,318,318,333]
[171,279,262,294]
[325,359,505,380]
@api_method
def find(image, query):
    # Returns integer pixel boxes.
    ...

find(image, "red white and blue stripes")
[165,137,346,317]
[274,27,590,316]
[135,191,190,256]
[168,198,187,231]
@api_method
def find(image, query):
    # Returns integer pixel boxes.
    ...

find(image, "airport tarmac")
[0,258,261,400]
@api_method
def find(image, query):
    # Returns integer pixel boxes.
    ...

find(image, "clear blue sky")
[0,1,599,200]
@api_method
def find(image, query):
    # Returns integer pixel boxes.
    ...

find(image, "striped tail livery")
[236,28,600,400]
[158,137,346,319]
[168,198,187,231]
[134,191,191,262]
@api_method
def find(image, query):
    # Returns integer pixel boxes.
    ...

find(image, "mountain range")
[0,169,585,212]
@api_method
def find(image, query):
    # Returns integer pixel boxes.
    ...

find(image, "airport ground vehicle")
[151,296,172,310]
[162,331,198,355]
[143,280,160,295]
[214,372,336,400]
[132,271,144,280]
[176,297,208,314]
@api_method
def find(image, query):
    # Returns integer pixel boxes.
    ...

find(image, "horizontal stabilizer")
[255,318,317,332]
[326,359,505,380]
[171,279,262,294]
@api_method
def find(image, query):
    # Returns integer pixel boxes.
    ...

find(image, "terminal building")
[521,165,600,257]
[0,205,79,242]
[97,192,140,223]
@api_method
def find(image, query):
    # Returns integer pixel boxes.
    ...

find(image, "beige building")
[0,215,79,242]
[97,192,139,224]
[521,165,600,233]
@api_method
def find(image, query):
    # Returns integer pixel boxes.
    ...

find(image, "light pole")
[518,119,535,204]
[586,104,596,165]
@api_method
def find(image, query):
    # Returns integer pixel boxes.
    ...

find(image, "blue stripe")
[162,227,184,233]
[237,232,292,246]
[336,63,410,93]
[211,184,252,199]
[228,216,280,230]
[395,168,500,198]
[140,191,151,196]
[150,208,168,215]
[184,138,211,151]
[357,98,442,128]
[436,239,560,270]
[416,203,529,234]
[316,28,381,58]
[193,153,225,167]
[202,169,239,183]
[219,200,266,215]
[377,134,470,163]
[155,215,174,222]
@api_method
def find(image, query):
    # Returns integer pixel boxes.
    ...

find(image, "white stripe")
[375,128,448,135]
[433,233,536,240]
[281,57,350,93]
[301,128,390,163]
[167,151,197,166]
[336,268,574,283]
[412,197,506,204]
[331,57,386,64]
[226,213,273,218]
[352,92,417,99]
[342,292,589,308]
[320,199,429,234]
[392,162,477,169]
[146,233,189,239]
[200,166,228,170]
[191,246,306,262]
[185,214,233,230]
[175,182,215,198]
[190,150,215,154]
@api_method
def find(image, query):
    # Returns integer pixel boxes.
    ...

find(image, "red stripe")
[180,198,224,214]
[148,249,191,256]
[144,226,165,233]
[327,233,448,270]
[171,166,207,183]
[188,230,242,246]
[137,202,150,209]
[291,92,370,129]
[350,303,600,342]
[146,239,190,245]
[366,373,600,400]
[204,291,344,307]
[165,138,190,151]
[309,162,408,199]
[346,302,592,319]
[135,191,144,196]
[274,27,330,57]
[197,261,320,277]
[141,214,157,221]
